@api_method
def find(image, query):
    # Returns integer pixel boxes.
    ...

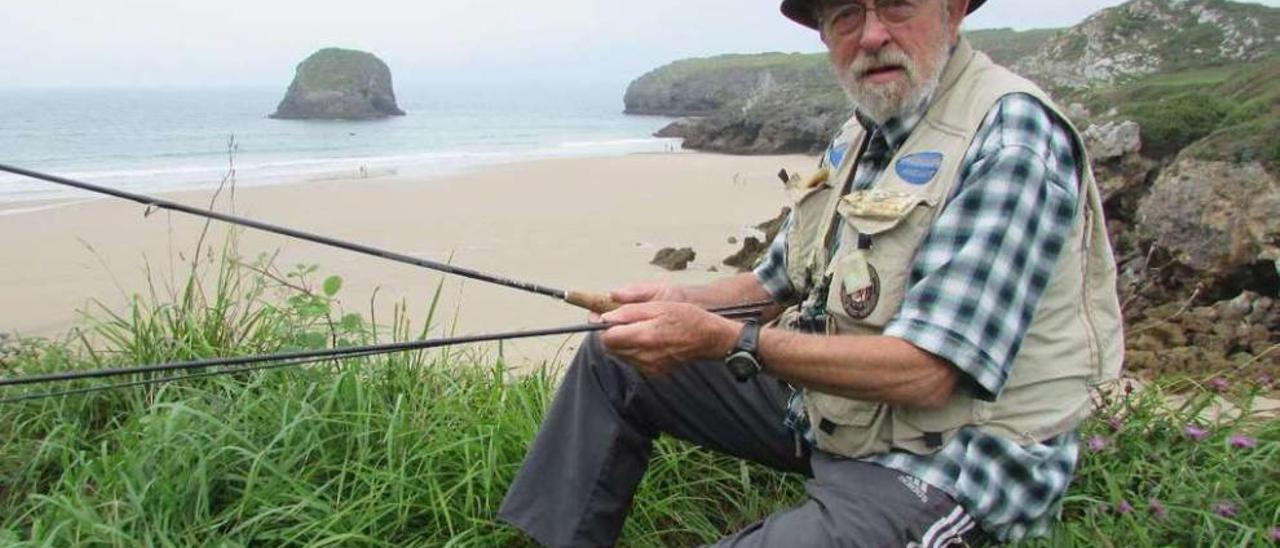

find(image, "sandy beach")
[0,152,814,368]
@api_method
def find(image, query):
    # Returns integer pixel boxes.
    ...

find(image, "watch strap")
[735,319,761,355]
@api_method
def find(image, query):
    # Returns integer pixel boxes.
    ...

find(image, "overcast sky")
[2,0,1277,89]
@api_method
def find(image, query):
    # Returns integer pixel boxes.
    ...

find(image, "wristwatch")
[725,319,764,383]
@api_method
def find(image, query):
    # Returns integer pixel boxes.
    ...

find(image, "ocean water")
[0,83,678,203]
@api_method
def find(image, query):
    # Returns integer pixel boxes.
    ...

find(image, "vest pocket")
[824,191,939,330]
[809,390,880,426]
[838,190,937,236]
[890,397,976,454]
[806,390,888,458]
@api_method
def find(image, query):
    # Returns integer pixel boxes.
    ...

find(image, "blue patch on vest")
[895,152,944,185]
[827,143,850,172]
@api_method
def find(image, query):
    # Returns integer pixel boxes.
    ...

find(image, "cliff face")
[271,48,406,120]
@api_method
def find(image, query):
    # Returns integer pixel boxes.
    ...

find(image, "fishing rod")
[0,348,392,405]
[0,303,770,399]
[0,163,623,313]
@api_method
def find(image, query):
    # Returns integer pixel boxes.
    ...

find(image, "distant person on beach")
[500,0,1123,545]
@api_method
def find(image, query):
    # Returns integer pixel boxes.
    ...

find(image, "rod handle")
[564,291,621,314]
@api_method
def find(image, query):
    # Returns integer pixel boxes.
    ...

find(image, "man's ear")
[947,0,970,33]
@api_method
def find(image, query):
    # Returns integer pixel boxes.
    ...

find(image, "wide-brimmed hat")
[782,0,987,30]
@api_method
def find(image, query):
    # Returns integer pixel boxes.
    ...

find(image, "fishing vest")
[777,38,1124,458]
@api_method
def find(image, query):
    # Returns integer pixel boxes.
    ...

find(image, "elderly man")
[500,0,1123,545]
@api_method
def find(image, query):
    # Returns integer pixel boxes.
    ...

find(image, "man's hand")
[588,281,691,322]
[600,302,741,377]
[611,281,690,305]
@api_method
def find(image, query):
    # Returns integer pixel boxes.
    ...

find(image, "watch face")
[726,352,760,382]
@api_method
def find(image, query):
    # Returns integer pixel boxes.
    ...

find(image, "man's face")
[819,0,966,124]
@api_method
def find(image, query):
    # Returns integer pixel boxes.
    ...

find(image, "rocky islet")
[271,48,406,120]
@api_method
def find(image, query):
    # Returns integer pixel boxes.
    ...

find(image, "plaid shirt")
[755,93,1083,542]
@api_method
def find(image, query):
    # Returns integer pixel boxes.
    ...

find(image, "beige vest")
[778,39,1124,458]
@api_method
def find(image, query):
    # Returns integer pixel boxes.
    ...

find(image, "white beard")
[835,36,951,125]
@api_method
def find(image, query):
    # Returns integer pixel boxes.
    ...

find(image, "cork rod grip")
[564,291,622,314]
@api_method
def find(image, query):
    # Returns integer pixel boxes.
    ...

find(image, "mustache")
[846,47,916,79]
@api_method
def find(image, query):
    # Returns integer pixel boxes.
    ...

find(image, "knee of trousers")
[566,331,643,409]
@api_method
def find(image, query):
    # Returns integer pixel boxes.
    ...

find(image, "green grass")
[0,234,1276,546]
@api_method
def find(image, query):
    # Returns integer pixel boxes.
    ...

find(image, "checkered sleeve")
[883,94,1082,400]
[752,213,798,303]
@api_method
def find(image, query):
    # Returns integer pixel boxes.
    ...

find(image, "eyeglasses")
[820,0,925,37]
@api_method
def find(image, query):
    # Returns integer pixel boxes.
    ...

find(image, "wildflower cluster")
[1054,376,1278,545]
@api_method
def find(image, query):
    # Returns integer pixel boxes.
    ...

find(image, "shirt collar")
[855,99,928,154]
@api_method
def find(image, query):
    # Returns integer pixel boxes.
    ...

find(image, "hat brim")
[783,0,986,30]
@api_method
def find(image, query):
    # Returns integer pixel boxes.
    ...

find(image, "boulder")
[653,118,697,138]
[723,237,766,272]
[723,207,792,272]
[756,207,791,243]
[651,247,696,271]
[271,48,406,120]
[1083,120,1142,161]
[1136,158,1280,287]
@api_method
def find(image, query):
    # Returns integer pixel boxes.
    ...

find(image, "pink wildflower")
[1230,435,1257,449]
[1270,527,1279,541]
[1088,435,1108,452]
[1115,500,1133,515]
[1108,415,1125,432]
[1148,498,1167,520]
[1213,502,1238,518]
[1185,425,1210,441]
[1208,377,1229,393]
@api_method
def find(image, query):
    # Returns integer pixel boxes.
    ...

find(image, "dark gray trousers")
[499,333,984,547]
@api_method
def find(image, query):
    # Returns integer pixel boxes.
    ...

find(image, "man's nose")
[858,10,892,52]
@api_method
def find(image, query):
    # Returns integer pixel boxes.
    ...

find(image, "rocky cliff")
[626,53,849,154]
[1017,0,1279,90]
[271,48,406,120]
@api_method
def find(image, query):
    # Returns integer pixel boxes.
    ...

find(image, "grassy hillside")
[966,27,1063,66]
[1068,57,1280,163]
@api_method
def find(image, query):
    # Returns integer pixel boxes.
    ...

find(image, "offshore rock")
[271,48,405,120]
